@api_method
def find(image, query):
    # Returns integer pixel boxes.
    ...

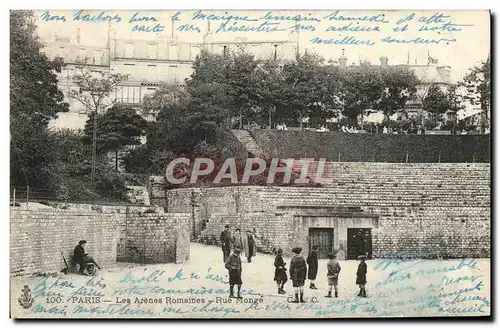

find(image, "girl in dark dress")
[356,255,368,297]
[273,248,288,294]
[307,245,319,289]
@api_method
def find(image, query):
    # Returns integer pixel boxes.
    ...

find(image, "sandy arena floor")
[11,242,491,318]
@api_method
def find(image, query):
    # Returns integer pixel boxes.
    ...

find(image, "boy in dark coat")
[225,247,243,299]
[220,225,232,262]
[289,247,307,303]
[307,245,319,289]
[356,255,368,297]
[326,253,341,298]
[273,248,288,294]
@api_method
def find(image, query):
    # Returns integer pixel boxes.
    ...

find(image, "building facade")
[44,28,300,130]
[43,25,452,131]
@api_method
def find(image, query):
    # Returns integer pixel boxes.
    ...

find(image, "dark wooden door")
[309,228,334,259]
[347,228,373,260]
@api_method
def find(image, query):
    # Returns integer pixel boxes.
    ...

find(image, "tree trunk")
[239,109,243,130]
[481,104,488,134]
[115,150,119,172]
[300,111,303,130]
[268,108,272,129]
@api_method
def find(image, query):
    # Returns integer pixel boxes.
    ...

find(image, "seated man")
[73,240,101,275]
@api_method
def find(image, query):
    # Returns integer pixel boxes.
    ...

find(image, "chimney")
[203,21,213,45]
[380,56,388,67]
[339,49,347,69]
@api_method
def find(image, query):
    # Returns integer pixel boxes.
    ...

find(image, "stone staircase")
[232,129,265,157]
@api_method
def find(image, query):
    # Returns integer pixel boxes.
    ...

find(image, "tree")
[83,105,147,171]
[10,10,69,188]
[142,84,189,119]
[377,66,419,117]
[69,60,128,184]
[422,84,452,126]
[460,56,491,133]
[281,52,326,129]
[252,58,285,128]
[186,50,234,128]
[311,63,343,127]
[226,49,259,129]
[341,62,385,125]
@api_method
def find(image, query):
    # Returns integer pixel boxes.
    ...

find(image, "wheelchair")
[72,258,99,276]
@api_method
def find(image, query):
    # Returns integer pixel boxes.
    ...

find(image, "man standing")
[290,247,307,303]
[242,229,256,263]
[307,245,319,289]
[232,228,243,250]
[225,247,243,299]
[220,225,232,262]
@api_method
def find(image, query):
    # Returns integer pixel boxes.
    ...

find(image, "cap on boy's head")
[79,240,87,245]
[236,228,240,232]
[357,255,367,260]
[328,253,336,259]
[291,247,302,254]
[277,248,283,255]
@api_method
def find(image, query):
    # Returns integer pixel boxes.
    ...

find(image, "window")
[59,47,67,61]
[147,43,157,60]
[93,50,102,65]
[191,46,200,60]
[117,86,141,104]
[77,48,86,61]
[169,66,178,84]
[223,45,228,56]
[273,44,278,60]
[169,44,178,60]
[125,43,134,58]
[123,63,136,66]
[251,44,260,57]
[147,64,157,67]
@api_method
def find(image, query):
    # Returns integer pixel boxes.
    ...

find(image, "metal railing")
[9,186,150,208]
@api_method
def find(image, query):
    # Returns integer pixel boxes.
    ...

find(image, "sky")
[33,9,490,83]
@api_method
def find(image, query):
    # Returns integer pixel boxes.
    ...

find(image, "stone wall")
[117,212,191,264]
[10,205,191,276]
[165,163,490,259]
[372,207,491,258]
[10,208,121,277]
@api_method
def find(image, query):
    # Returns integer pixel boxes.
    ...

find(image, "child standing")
[225,247,243,299]
[273,248,288,294]
[356,255,367,297]
[307,245,319,290]
[326,253,341,298]
[290,247,307,303]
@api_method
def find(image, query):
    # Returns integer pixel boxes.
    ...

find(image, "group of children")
[224,242,368,301]
[273,245,368,302]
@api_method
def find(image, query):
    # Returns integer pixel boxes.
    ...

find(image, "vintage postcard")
[10,9,491,319]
